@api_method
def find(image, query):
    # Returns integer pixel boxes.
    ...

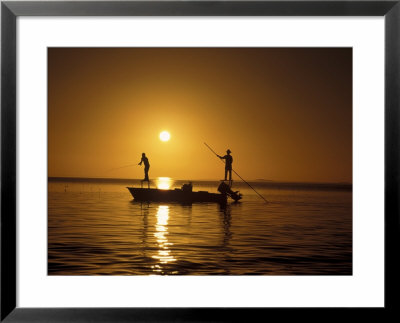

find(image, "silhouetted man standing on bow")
[138,153,150,181]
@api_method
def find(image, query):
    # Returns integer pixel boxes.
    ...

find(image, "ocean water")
[48,178,352,275]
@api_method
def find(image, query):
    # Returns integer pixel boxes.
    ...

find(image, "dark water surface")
[48,178,352,275]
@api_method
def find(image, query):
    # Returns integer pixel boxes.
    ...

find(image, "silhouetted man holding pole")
[138,153,150,182]
[217,149,233,182]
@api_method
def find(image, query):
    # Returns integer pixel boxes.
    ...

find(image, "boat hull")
[127,187,227,204]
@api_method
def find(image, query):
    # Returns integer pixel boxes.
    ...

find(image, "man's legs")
[224,168,232,181]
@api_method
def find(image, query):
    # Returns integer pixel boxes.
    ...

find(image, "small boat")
[127,186,227,204]
[127,181,242,204]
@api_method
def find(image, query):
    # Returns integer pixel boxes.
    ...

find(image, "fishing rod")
[105,163,138,172]
[204,142,269,203]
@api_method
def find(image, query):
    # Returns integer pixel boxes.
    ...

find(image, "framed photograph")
[1,0,399,321]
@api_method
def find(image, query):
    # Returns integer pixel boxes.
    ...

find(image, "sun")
[159,131,171,142]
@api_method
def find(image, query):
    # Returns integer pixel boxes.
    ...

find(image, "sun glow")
[156,177,173,190]
[159,131,170,142]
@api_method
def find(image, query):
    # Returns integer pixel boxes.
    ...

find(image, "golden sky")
[48,48,352,183]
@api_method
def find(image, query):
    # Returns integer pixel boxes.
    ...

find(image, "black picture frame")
[1,1,399,322]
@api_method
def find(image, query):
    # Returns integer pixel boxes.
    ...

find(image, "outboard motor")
[218,182,242,202]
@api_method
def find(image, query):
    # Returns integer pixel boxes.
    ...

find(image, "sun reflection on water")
[156,177,173,190]
[152,205,176,273]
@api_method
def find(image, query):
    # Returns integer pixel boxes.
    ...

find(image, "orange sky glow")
[48,48,352,183]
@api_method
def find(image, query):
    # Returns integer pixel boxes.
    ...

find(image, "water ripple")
[48,181,352,275]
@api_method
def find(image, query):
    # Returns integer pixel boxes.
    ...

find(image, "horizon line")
[48,175,352,186]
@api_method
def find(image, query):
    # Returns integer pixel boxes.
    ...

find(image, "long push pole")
[204,142,269,203]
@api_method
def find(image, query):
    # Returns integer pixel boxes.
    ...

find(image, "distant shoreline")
[48,176,352,190]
